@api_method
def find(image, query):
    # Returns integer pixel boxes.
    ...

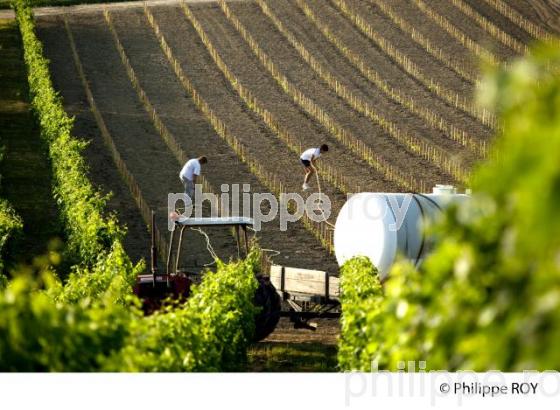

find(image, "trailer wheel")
[253,275,281,341]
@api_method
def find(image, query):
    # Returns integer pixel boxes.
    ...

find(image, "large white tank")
[334,186,470,278]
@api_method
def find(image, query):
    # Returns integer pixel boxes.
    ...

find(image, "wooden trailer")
[270,265,341,328]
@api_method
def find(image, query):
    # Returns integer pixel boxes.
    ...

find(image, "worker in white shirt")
[179,156,207,201]
[300,144,328,191]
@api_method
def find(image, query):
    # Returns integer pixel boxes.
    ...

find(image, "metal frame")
[280,296,340,330]
[166,216,254,277]
[278,283,341,329]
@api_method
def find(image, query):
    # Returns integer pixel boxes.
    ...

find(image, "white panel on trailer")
[270,265,340,300]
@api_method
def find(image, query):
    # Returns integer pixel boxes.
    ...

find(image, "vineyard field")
[37,8,341,272]
[1,0,559,376]
[32,0,552,270]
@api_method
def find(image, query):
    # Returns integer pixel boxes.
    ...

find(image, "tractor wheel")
[253,274,281,341]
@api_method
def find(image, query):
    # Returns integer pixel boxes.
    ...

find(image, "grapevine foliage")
[339,44,560,371]
[0,0,260,372]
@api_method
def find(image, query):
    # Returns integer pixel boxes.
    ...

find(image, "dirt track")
[0,0,247,18]
[262,317,339,345]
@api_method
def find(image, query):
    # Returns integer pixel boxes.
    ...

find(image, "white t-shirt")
[300,147,321,162]
[179,159,201,182]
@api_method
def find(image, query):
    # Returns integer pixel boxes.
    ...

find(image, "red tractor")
[133,212,281,341]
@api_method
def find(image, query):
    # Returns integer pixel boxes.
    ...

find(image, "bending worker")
[300,144,328,191]
[180,156,208,201]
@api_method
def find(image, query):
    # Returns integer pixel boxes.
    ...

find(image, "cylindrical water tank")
[334,188,470,278]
